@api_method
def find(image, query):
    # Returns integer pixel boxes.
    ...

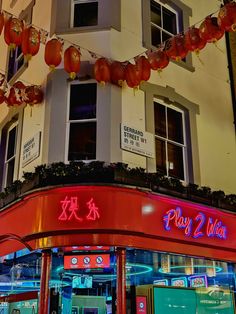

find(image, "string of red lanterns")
[0,1,235,100]
[0,78,43,107]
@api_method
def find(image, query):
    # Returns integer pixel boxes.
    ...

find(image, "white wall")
[0,0,235,194]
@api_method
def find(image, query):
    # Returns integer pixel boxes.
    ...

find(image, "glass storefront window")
[126,248,236,314]
[0,246,235,313]
[50,246,116,314]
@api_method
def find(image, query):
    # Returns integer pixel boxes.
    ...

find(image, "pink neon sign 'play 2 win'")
[163,207,227,240]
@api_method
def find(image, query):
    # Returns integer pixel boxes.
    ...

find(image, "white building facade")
[0,0,235,313]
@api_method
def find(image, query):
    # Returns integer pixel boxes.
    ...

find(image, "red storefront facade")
[0,185,236,313]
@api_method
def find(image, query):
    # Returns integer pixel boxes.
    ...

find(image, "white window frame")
[4,121,18,187]
[7,46,25,82]
[151,0,180,45]
[65,80,97,163]
[6,1,35,82]
[70,0,98,28]
[154,99,187,181]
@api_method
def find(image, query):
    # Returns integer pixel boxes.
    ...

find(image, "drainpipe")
[225,32,236,133]
[223,0,236,133]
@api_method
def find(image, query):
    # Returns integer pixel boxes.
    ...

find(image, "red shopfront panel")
[0,185,236,261]
[136,296,147,314]
[64,254,110,269]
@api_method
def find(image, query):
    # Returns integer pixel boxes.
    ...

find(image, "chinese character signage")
[22,132,41,167]
[64,254,110,269]
[120,123,155,158]
[58,196,100,222]
[2,185,235,262]
[136,296,147,314]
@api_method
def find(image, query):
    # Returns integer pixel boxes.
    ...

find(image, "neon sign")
[163,207,227,240]
[58,196,100,221]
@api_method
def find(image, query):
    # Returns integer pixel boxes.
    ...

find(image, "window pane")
[154,102,166,138]
[155,138,166,174]
[162,31,172,44]
[7,47,25,81]
[6,158,15,187]
[7,49,17,81]
[151,0,161,26]
[17,55,24,72]
[70,84,97,120]
[7,126,17,160]
[68,122,96,161]
[73,2,98,27]
[163,7,177,34]
[16,46,23,58]
[167,143,184,180]
[167,107,183,144]
[151,25,161,47]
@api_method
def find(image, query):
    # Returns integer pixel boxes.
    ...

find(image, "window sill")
[56,25,120,36]
[171,58,195,72]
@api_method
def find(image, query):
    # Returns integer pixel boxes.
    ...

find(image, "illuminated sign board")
[1,185,235,261]
[58,196,100,222]
[136,296,147,314]
[171,277,188,287]
[153,279,168,286]
[64,254,110,269]
[189,275,208,288]
[163,207,227,240]
[196,288,234,313]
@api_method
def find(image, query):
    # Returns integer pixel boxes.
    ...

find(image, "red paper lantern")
[94,58,110,85]
[125,62,142,89]
[0,12,4,35]
[185,27,206,53]
[4,17,24,49]
[44,39,62,70]
[6,81,25,106]
[0,89,5,104]
[110,61,125,86]
[21,26,40,60]
[165,34,189,61]
[25,85,43,105]
[218,2,236,32]
[147,49,169,71]
[199,16,224,43]
[136,56,151,82]
[64,46,81,80]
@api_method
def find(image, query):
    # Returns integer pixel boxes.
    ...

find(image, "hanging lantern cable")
[0,2,232,89]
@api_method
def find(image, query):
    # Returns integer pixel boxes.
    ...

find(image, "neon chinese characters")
[163,207,227,240]
[58,196,100,222]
